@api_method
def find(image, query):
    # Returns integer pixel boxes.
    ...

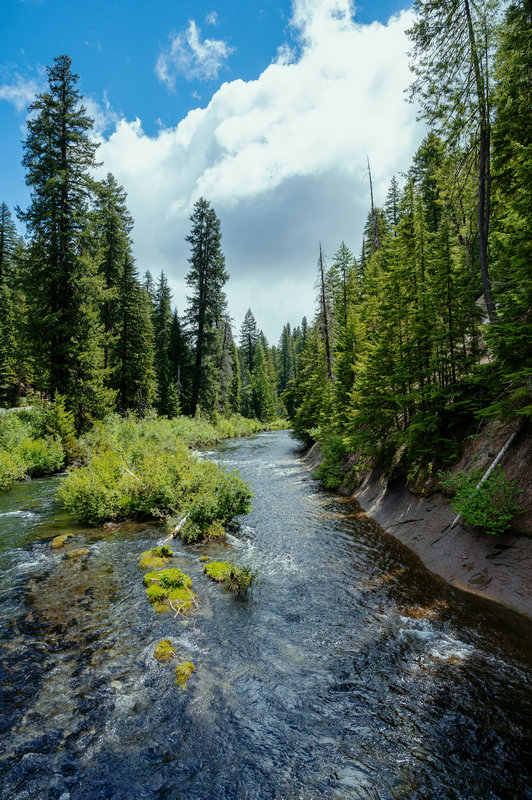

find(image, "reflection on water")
[0,431,531,799]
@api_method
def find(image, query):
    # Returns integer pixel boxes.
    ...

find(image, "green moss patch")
[139,545,174,570]
[153,639,176,663]
[203,561,231,582]
[144,568,198,614]
[199,555,210,563]
[51,533,74,549]
[175,661,195,688]
[64,547,89,560]
[204,561,257,597]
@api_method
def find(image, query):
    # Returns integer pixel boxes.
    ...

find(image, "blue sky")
[1,0,420,342]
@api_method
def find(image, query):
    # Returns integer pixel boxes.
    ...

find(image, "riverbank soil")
[306,419,532,620]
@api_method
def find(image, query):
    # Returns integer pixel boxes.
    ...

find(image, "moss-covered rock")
[139,545,174,570]
[153,639,176,663]
[203,561,231,582]
[144,568,198,613]
[199,555,210,563]
[175,661,195,688]
[143,568,192,589]
[64,547,89,560]
[51,533,74,549]
[204,561,257,597]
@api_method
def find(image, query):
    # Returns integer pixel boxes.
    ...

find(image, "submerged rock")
[175,661,195,688]
[139,545,174,570]
[50,534,74,549]
[64,548,89,560]
[153,639,176,663]
[143,568,198,614]
[203,561,231,582]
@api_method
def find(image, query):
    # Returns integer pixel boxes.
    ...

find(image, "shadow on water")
[0,430,531,799]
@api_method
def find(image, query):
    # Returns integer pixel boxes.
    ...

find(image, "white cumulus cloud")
[99,0,422,341]
[0,73,43,112]
[155,20,234,89]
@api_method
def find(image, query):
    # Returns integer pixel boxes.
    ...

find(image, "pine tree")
[18,55,112,425]
[229,339,241,414]
[487,0,532,407]
[153,271,175,416]
[0,204,29,405]
[114,254,156,413]
[169,309,193,415]
[185,198,228,415]
[93,173,133,372]
[408,0,498,320]
[250,339,276,422]
[239,309,259,374]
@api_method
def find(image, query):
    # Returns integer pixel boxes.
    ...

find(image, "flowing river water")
[0,430,531,800]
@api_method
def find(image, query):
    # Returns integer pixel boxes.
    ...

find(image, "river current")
[0,430,531,799]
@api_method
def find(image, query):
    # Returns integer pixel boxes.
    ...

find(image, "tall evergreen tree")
[18,55,112,425]
[114,254,156,413]
[488,0,532,403]
[153,271,176,416]
[239,309,259,374]
[169,309,193,415]
[185,198,228,415]
[408,0,498,320]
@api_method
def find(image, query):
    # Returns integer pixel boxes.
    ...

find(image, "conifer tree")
[408,0,498,320]
[0,204,29,405]
[239,309,259,374]
[93,173,133,372]
[153,271,176,416]
[19,55,113,425]
[185,198,228,415]
[169,309,193,415]
[488,0,532,403]
[114,254,156,413]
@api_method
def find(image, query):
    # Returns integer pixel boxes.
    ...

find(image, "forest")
[0,0,530,492]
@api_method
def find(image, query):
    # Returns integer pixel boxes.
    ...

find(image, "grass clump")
[139,545,173,569]
[153,639,176,663]
[175,661,195,688]
[441,466,523,535]
[143,568,192,590]
[203,561,231,582]
[204,561,257,598]
[144,568,198,614]
[51,533,74,549]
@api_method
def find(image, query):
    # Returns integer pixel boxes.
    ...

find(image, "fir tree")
[153,271,175,416]
[19,55,113,425]
[185,198,228,415]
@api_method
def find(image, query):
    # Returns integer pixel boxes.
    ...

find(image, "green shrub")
[441,466,523,535]
[314,433,348,490]
[58,414,253,530]
[19,436,65,477]
[0,449,26,490]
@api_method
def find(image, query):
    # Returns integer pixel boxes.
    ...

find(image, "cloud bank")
[99,0,421,341]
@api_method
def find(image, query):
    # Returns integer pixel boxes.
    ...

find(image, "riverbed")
[0,430,531,799]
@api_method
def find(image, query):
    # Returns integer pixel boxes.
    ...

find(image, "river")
[0,430,531,799]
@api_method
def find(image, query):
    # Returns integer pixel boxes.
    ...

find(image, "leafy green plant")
[441,466,522,535]
[313,432,347,490]
[227,563,257,598]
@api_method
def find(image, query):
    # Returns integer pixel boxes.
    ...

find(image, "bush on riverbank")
[441,466,523,535]
[0,404,71,490]
[57,414,253,529]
